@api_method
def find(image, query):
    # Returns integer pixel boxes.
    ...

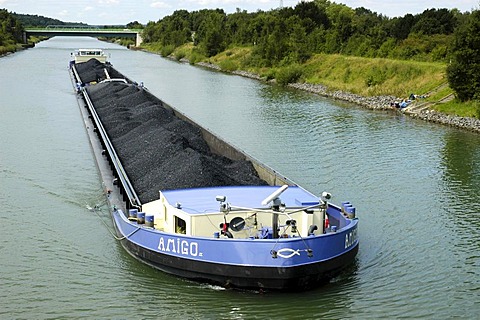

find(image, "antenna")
[261,185,289,206]
[279,0,283,8]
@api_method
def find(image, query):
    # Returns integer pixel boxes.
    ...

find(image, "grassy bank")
[0,44,18,55]
[301,54,446,97]
[0,36,45,56]
[141,43,479,119]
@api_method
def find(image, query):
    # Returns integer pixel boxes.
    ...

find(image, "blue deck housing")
[161,185,320,214]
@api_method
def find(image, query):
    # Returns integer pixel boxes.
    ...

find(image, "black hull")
[118,232,359,292]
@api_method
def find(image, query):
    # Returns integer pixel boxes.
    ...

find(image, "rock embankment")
[409,109,480,133]
[287,83,397,111]
[76,59,267,204]
[189,59,480,134]
[289,82,480,133]
[291,82,480,133]
[186,59,397,109]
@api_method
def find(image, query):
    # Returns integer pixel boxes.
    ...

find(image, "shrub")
[189,51,203,65]
[0,44,16,55]
[160,45,175,57]
[262,69,276,81]
[219,59,238,72]
[175,50,186,61]
[447,10,480,101]
[365,66,386,87]
[377,38,397,58]
[343,67,352,83]
[276,64,304,86]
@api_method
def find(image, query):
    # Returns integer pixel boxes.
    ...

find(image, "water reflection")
[441,131,480,188]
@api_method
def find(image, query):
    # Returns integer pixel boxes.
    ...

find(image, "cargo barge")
[70,56,359,291]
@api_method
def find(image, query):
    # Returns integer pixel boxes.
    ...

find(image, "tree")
[142,10,191,47]
[351,7,387,51]
[386,14,415,40]
[251,14,289,66]
[411,9,457,35]
[0,9,24,45]
[294,0,330,31]
[195,10,227,57]
[287,15,311,63]
[325,3,355,47]
[225,9,255,45]
[126,21,143,29]
[447,10,480,101]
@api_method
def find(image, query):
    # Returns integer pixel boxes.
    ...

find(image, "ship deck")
[161,186,320,215]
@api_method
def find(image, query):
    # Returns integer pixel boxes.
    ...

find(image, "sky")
[1,0,479,25]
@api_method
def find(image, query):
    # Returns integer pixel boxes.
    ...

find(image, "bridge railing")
[24,28,143,46]
[26,26,142,32]
[46,25,100,30]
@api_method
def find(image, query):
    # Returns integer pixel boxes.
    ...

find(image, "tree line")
[143,0,464,63]
[142,0,479,102]
[0,9,24,53]
[12,13,68,28]
[2,2,478,102]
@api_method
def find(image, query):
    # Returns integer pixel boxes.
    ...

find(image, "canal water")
[0,37,478,319]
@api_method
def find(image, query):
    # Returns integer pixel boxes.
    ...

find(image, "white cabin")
[140,185,327,239]
[73,49,108,64]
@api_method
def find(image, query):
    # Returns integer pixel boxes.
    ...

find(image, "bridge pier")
[135,33,143,47]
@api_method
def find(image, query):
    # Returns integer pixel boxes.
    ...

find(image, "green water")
[0,37,479,319]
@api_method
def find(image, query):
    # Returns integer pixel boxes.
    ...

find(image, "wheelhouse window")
[175,216,186,234]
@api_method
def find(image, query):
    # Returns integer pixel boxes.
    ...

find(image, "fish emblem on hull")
[276,248,301,259]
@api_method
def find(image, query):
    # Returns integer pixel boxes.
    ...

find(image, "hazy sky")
[1,0,478,25]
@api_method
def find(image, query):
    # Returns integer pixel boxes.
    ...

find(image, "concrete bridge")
[24,26,143,46]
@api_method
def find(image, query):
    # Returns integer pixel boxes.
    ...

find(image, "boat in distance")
[71,48,108,64]
[69,57,359,292]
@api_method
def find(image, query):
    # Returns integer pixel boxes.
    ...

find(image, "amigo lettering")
[345,228,358,249]
[158,237,202,257]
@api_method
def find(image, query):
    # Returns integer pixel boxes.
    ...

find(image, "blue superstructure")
[109,184,359,290]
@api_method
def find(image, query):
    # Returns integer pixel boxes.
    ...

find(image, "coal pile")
[74,59,127,84]
[82,73,266,204]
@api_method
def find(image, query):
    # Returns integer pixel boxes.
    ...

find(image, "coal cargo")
[75,59,130,84]
[76,62,266,204]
